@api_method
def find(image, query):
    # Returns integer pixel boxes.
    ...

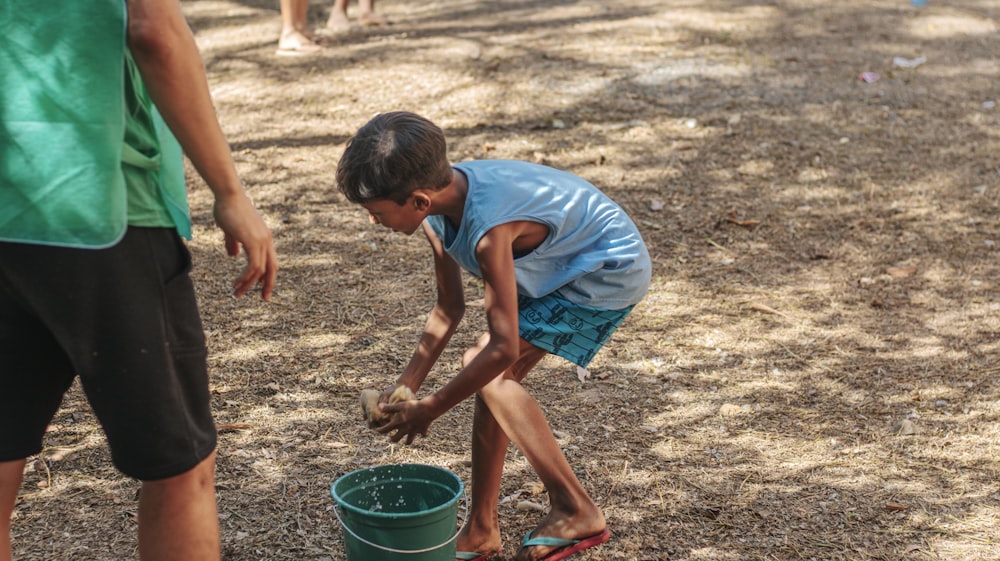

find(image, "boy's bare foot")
[456,548,502,561]
[456,524,502,561]
[326,10,351,33]
[276,30,323,56]
[358,11,389,26]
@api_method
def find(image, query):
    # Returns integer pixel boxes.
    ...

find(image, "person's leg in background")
[278,0,322,55]
[326,0,351,33]
[357,0,387,27]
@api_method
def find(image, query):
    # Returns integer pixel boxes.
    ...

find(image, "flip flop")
[520,527,610,561]
[456,549,502,561]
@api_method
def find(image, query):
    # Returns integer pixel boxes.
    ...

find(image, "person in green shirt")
[0,1,278,560]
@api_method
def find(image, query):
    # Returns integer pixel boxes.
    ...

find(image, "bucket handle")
[333,491,469,555]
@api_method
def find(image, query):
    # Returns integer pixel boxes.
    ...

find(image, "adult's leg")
[476,341,606,561]
[137,452,219,561]
[0,244,78,561]
[76,231,220,560]
[0,460,26,561]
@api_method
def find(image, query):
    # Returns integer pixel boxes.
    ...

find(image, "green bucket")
[331,463,464,561]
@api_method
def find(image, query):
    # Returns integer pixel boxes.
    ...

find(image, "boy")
[336,111,650,561]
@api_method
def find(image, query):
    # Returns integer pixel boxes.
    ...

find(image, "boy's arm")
[125,0,278,300]
[424,223,522,411]
[394,223,466,392]
[380,223,523,443]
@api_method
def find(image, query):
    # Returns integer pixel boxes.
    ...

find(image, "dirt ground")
[10,0,1000,559]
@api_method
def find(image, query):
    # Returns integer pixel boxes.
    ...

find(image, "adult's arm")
[126,0,278,300]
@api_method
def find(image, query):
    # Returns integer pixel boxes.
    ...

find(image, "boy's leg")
[477,339,606,561]
[459,336,548,556]
[0,459,26,561]
[457,395,507,556]
[137,452,219,561]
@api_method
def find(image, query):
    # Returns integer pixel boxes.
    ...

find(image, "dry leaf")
[44,448,73,461]
[896,419,918,436]
[718,403,742,417]
[886,266,918,277]
[747,302,787,317]
[725,216,761,227]
[522,481,545,494]
[217,423,252,432]
[516,500,546,512]
[885,502,907,512]
[724,210,761,227]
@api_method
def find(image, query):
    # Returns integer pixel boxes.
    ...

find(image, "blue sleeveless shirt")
[425,160,651,310]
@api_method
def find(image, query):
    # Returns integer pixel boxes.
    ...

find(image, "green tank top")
[0,0,190,248]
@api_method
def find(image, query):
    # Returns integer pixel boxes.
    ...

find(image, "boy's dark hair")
[336,111,453,205]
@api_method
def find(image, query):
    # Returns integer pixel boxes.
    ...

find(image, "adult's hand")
[213,193,278,300]
[127,0,278,300]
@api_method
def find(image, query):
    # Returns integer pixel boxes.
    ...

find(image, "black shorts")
[0,227,216,480]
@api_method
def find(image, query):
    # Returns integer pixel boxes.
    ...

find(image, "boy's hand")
[376,398,433,445]
[361,385,416,428]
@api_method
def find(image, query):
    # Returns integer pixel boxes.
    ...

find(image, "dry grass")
[10,0,1000,559]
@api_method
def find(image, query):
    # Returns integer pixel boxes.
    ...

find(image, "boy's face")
[361,195,426,235]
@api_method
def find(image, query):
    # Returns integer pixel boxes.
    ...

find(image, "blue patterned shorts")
[518,292,634,368]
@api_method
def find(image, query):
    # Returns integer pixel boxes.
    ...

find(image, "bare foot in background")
[276,30,323,56]
[326,9,351,33]
[358,10,389,26]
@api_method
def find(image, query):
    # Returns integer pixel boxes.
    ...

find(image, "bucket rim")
[330,463,464,520]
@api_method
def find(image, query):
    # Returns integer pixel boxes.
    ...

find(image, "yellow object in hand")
[360,386,416,428]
